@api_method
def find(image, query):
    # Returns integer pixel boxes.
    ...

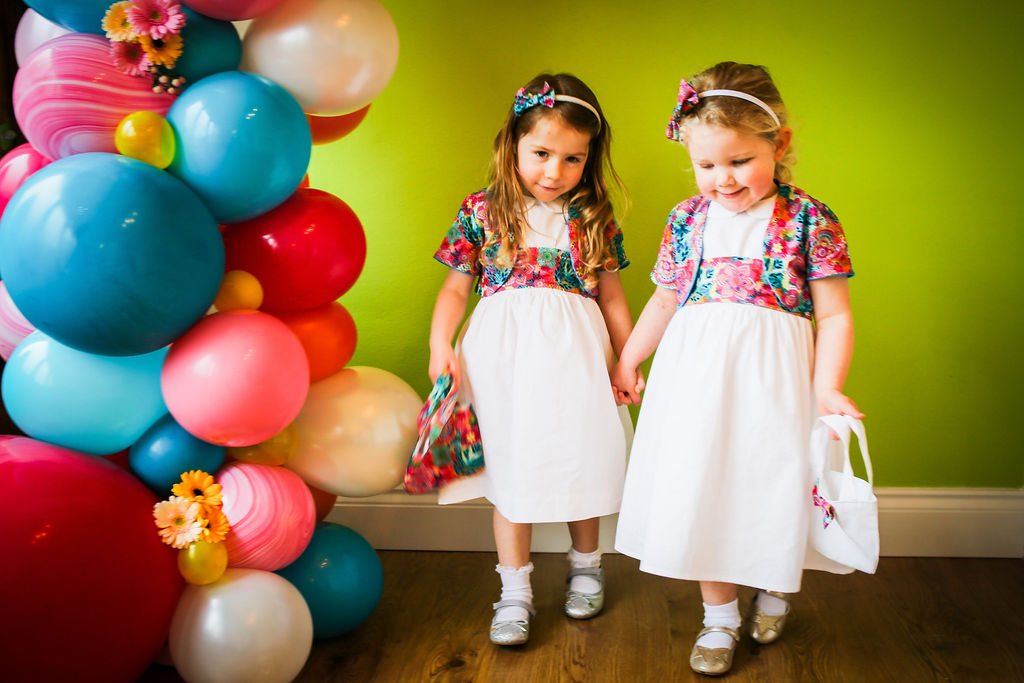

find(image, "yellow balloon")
[115,110,175,169]
[227,421,299,466]
[213,270,264,312]
[178,540,229,585]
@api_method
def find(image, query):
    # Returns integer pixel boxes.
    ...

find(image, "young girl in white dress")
[428,73,635,646]
[612,61,864,676]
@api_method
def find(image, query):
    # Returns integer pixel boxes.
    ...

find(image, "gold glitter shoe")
[489,599,534,646]
[565,566,604,619]
[689,626,740,676]
[748,590,790,644]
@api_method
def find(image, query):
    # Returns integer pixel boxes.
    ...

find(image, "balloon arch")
[0,2,417,681]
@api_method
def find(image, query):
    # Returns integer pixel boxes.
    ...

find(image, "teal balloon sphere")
[276,522,384,638]
[0,152,223,356]
[129,413,226,494]
[1,332,168,455]
[23,0,108,34]
[166,70,312,223]
[174,9,243,87]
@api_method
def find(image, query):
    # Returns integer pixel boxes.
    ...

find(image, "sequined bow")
[665,79,701,141]
[513,82,556,116]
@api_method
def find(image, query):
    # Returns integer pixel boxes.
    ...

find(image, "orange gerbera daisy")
[200,507,231,544]
[139,32,183,68]
[172,470,223,507]
[102,1,137,42]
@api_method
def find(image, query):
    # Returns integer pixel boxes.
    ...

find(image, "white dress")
[438,198,631,524]
[614,196,816,593]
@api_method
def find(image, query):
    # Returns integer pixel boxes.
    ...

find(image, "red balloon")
[0,143,51,215]
[307,105,370,145]
[267,302,357,382]
[222,188,367,311]
[0,436,184,682]
[307,483,338,522]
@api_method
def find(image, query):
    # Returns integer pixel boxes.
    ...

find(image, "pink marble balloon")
[13,33,173,160]
[219,462,316,571]
[0,143,51,216]
[0,281,35,361]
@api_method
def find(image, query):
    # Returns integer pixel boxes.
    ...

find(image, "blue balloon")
[166,71,312,223]
[174,9,242,88]
[129,413,226,494]
[24,0,108,34]
[1,332,168,455]
[0,153,223,356]
[276,523,384,638]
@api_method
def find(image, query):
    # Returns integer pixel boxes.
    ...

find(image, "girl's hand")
[428,344,459,385]
[611,362,645,405]
[817,388,864,438]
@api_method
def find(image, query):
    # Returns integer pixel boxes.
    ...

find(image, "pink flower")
[153,495,203,548]
[126,0,185,40]
[110,40,152,77]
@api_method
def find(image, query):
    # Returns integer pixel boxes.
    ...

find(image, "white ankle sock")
[756,590,789,616]
[698,599,741,649]
[495,563,534,622]
[567,547,602,594]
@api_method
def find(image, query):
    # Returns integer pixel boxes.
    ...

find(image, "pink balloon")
[183,0,288,21]
[0,281,35,361]
[219,462,316,570]
[162,310,310,447]
[13,33,173,160]
[0,143,51,217]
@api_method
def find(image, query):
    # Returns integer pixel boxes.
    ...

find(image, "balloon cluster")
[1,2,416,682]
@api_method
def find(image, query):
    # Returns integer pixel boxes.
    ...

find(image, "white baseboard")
[325,487,1024,558]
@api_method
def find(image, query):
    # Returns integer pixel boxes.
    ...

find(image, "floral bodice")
[434,190,628,299]
[651,184,853,318]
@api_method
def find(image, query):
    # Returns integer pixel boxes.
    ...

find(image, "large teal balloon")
[174,9,243,87]
[24,0,108,34]
[0,153,223,356]
[276,522,384,638]
[1,332,168,455]
[167,71,312,223]
[130,413,226,494]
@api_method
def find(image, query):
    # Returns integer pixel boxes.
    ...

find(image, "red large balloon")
[267,301,357,382]
[222,188,367,311]
[0,436,184,682]
[307,105,370,145]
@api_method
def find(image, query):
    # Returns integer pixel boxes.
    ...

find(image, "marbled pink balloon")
[219,462,316,570]
[0,281,35,361]
[12,33,173,161]
[0,143,51,216]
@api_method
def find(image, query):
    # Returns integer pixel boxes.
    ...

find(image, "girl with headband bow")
[428,73,636,646]
[611,61,863,676]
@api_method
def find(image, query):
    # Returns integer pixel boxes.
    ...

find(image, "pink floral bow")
[513,82,556,116]
[665,79,700,141]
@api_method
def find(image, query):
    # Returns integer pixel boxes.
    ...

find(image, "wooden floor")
[144,552,1024,682]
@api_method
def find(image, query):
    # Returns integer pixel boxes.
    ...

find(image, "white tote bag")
[804,414,879,575]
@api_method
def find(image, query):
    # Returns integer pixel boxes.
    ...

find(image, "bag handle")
[815,414,873,494]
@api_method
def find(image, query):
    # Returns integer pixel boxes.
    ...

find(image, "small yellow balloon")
[228,421,299,466]
[115,110,175,169]
[178,540,229,585]
[213,270,264,312]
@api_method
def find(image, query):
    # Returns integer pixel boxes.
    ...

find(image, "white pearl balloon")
[14,9,71,67]
[240,0,399,115]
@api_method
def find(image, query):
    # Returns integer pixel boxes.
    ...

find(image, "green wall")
[308,0,1024,488]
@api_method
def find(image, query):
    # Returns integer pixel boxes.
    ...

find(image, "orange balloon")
[268,302,357,382]
[307,483,337,522]
[214,270,263,311]
[306,106,370,145]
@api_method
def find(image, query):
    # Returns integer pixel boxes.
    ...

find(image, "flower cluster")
[102,0,188,94]
[153,470,231,548]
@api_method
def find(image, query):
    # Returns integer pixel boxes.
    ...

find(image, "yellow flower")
[102,1,137,42]
[139,32,183,68]
[153,496,203,549]
[200,507,231,544]
[172,470,223,507]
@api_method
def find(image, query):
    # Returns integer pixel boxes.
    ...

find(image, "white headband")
[698,89,781,127]
[513,83,602,132]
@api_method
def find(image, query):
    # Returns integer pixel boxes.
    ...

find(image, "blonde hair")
[677,62,795,183]
[486,73,627,291]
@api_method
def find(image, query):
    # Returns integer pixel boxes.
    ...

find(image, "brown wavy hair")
[485,73,627,291]
[675,61,795,183]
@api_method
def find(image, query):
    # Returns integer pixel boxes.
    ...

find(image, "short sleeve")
[806,204,853,280]
[650,218,678,289]
[600,219,630,271]
[434,196,483,276]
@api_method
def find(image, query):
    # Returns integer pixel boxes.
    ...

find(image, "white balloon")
[169,569,313,683]
[14,9,72,67]
[240,0,399,115]
[287,366,421,497]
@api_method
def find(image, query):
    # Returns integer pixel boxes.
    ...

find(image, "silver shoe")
[490,599,534,645]
[564,566,604,619]
[748,590,790,644]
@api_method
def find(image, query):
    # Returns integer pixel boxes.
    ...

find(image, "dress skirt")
[438,286,630,524]
[614,301,816,593]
